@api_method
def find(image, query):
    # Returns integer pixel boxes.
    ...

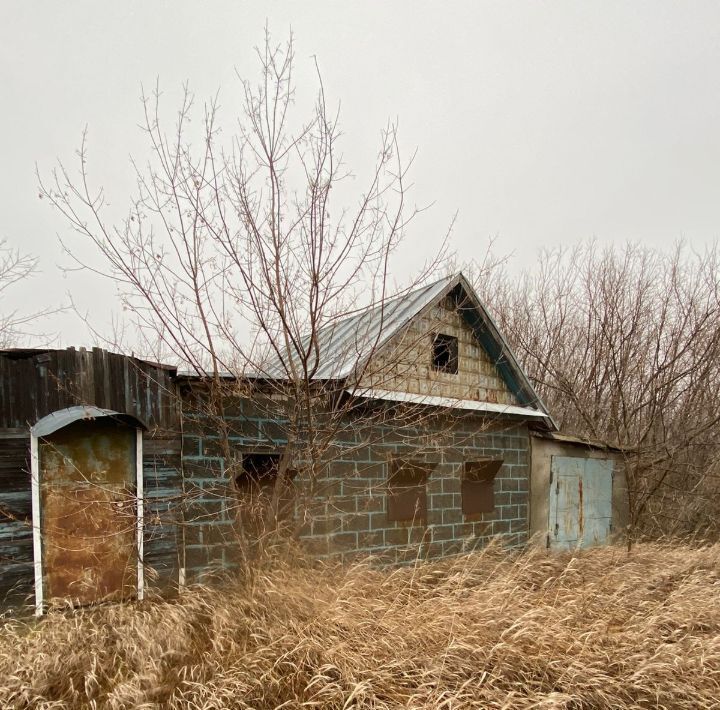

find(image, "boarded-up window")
[387,459,430,523]
[462,459,503,515]
[432,333,459,374]
[234,453,296,531]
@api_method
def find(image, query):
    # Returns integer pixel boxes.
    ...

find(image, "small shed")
[530,431,629,549]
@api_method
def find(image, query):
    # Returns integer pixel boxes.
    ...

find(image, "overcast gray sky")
[2,1,720,349]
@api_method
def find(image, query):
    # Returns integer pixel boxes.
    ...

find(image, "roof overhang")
[530,430,627,453]
[346,387,552,424]
[31,406,147,438]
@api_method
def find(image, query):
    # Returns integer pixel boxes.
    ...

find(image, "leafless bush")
[0,239,57,348]
[39,32,470,554]
[473,240,720,538]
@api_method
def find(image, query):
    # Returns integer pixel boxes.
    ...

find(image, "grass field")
[1,541,719,709]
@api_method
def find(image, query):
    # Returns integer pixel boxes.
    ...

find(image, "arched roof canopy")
[31,406,147,438]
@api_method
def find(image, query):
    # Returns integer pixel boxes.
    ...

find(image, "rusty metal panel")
[462,459,503,515]
[39,418,137,605]
[387,460,428,523]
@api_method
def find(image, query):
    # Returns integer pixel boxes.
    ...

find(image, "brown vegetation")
[2,541,719,708]
[473,241,720,538]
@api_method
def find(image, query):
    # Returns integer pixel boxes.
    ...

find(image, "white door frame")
[30,434,42,617]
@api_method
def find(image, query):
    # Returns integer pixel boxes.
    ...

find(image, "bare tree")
[473,240,720,539]
[39,33,467,560]
[0,239,58,348]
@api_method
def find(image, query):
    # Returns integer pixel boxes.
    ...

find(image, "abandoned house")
[0,273,627,613]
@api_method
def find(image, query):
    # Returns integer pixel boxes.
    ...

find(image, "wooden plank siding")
[0,348,184,610]
[0,431,32,608]
[143,435,184,590]
[0,347,180,431]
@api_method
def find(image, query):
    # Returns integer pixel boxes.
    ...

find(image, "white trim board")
[136,428,144,601]
[30,434,43,617]
[347,388,548,419]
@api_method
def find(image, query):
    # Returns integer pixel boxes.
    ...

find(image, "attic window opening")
[462,459,503,515]
[432,333,459,374]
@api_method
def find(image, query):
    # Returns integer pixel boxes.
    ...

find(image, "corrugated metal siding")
[258,276,454,379]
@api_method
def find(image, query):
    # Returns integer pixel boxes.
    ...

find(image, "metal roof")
[257,275,460,380]
[31,406,147,438]
[531,430,626,452]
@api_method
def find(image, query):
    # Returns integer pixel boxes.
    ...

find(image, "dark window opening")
[462,459,503,515]
[234,453,280,493]
[234,453,296,530]
[387,459,430,523]
[432,333,459,374]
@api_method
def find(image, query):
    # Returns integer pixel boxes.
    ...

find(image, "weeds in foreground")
[1,541,719,708]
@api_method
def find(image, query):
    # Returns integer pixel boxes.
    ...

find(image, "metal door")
[549,456,613,550]
[38,418,138,606]
[580,458,613,546]
[549,456,584,548]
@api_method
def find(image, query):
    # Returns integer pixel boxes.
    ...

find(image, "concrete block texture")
[180,407,531,579]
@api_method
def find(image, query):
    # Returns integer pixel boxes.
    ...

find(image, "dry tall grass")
[1,542,719,708]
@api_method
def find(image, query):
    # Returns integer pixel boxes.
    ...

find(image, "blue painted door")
[581,459,614,546]
[549,456,613,550]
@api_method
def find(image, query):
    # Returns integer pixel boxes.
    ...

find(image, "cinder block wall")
[179,395,286,581]
[299,416,531,564]
[179,395,531,580]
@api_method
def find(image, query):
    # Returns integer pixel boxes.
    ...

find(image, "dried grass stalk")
[1,541,720,708]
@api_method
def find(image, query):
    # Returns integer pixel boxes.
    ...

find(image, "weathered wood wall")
[359,295,519,405]
[0,347,184,611]
[0,432,32,607]
[0,347,179,430]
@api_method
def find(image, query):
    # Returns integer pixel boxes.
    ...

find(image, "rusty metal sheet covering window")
[387,459,430,524]
[39,418,137,606]
[462,459,503,515]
